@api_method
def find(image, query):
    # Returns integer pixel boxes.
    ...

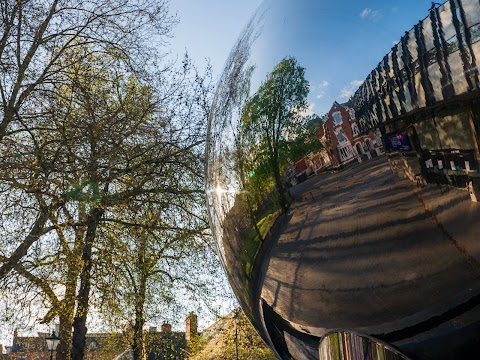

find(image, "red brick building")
[321,102,383,166]
[1,329,51,360]
[1,314,198,360]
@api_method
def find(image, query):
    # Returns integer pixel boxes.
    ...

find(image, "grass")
[257,210,281,239]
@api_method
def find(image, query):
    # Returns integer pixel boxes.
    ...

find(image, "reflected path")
[260,156,480,357]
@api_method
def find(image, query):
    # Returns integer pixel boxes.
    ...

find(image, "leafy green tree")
[95,204,226,360]
[0,0,177,281]
[240,57,321,213]
[0,43,214,360]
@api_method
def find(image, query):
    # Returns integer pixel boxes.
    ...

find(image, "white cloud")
[351,80,363,87]
[360,8,382,21]
[312,80,329,92]
[319,80,329,88]
[360,8,370,18]
[340,80,363,99]
[314,81,329,99]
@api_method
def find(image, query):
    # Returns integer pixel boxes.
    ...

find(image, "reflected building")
[206,0,480,359]
[322,102,384,167]
[352,0,480,195]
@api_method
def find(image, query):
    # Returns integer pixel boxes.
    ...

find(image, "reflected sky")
[240,0,436,115]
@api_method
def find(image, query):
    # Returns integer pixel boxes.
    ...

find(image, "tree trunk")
[0,106,14,144]
[56,242,83,360]
[56,313,73,360]
[132,243,148,360]
[71,207,103,360]
[272,151,288,213]
[132,297,146,360]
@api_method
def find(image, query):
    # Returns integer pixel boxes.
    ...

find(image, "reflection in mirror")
[206,0,480,359]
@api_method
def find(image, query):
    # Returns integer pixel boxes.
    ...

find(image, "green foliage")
[257,210,280,239]
[239,57,322,213]
[0,38,218,360]
[216,58,324,314]
[189,309,277,360]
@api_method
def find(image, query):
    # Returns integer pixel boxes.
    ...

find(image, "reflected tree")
[241,57,320,213]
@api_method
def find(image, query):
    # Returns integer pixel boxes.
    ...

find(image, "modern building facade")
[351,0,480,196]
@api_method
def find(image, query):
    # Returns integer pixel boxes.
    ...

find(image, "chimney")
[149,326,158,333]
[161,324,171,333]
[185,312,198,342]
[55,324,60,337]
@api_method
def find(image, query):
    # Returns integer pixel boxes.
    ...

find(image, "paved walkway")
[260,155,480,357]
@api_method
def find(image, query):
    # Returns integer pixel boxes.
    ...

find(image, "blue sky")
[170,0,435,115]
[169,1,263,73]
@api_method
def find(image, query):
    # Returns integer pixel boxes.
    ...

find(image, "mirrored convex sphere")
[206,0,480,359]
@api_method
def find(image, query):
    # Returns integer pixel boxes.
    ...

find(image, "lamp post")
[45,330,60,360]
[233,309,239,360]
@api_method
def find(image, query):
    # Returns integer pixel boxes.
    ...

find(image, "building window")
[352,123,360,137]
[446,35,459,54]
[338,144,353,161]
[362,142,369,153]
[364,139,373,151]
[413,60,420,74]
[18,356,25,360]
[334,128,348,144]
[470,23,480,44]
[332,111,343,125]
[355,143,363,155]
[374,129,383,150]
[348,108,356,120]
[427,48,437,65]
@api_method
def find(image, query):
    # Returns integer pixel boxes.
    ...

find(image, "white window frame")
[338,144,353,161]
[362,142,369,153]
[334,128,348,145]
[351,123,360,137]
[348,108,356,120]
[332,111,343,125]
[374,129,383,149]
[355,142,364,155]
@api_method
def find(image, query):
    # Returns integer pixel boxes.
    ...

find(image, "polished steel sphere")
[206,1,480,359]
